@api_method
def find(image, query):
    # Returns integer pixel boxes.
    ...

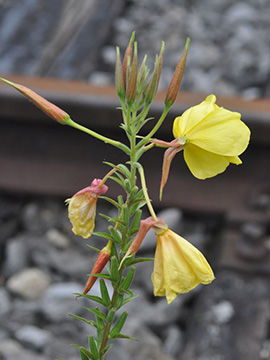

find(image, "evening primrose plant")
[1,33,250,360]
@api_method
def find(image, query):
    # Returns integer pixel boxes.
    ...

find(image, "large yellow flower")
[173,94,250,179]
[151,229,215,304]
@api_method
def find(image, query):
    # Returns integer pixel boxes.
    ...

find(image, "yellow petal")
[188,107,250,156]
[173,95,216,137]
[151,229,215,304]
[68,194,97,239]
[183,143,232,179]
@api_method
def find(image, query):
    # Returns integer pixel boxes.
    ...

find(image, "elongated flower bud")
[126,42,138,105]
[83,241,112,295]
[122,32,135,89]
[165,38,190,107]
[115,46,125,100]
[1,78,70,124]
[66,179,108,239]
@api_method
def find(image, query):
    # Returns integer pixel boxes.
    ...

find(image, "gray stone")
[0,338,47,360]
[211,300,235,324]
[225,3,257,24]
[0,287,12,315]
[40,282,88,321]
[3,235,29,277]
[14,325,51,350]
[163,325,184,356]
[46,228,70,249]
[6,268,51,300]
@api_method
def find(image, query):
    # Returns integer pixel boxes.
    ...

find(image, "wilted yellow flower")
[66,179,108,239]
[173,94,250,179]
[151,228,215,304]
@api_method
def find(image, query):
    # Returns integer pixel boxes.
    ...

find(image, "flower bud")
[122,32,135,90]
[115,47,125,100]
[126,41,138,105]
[165,38,190,107]
[1,78,70,124]
[66,179,108,239]
[83,241,112,295]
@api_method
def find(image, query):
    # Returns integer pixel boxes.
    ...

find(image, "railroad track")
[1,75,270,360]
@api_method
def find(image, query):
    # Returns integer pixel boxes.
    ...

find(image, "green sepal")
[68,313,98,328]
[119,266,135,291]
[109,312,128,339]
[99,196,120,209]
[131,257,154,265]
[84,307,107,321]
[110,256,120,282]
[88,335,99,360]
[100,279,110,307]
[109,226,122,245]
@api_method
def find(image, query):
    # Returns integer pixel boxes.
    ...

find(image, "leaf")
[68,314,98,328]
[91,231,112,241]
[71,345,93,360]
[119,267,135,291]
[86,244,101,253]
[84,307,107,321]
[99,196,120,209]
[109,226,122,245]
[80,351,90,360]
[113,333,139,341]
[131,257,154,265]
[109,312,128,339]
[100,344,112,357]
[110,256,120,282]
[74,293,106,306]
[88,335,99,360]
[100,279,110,307]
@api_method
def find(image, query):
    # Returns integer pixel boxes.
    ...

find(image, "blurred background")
[0,1,270,360]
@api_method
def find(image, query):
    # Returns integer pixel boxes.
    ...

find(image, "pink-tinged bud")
[66,179,108,239]
[158,137,186,200]
[165,38,190,107]
[122,32,135,90]
[1,78,70,124]
[83,242,111,295]
[126,41,138,105]
[115,47,125,99]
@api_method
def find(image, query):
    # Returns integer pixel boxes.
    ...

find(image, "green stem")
[66,118,130,154]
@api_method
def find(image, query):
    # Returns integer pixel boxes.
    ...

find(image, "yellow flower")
[151,228,215,304]
[66,179,108,239]
[173,94,250,179]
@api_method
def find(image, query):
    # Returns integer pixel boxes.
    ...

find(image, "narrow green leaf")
[109,226,122,245]
[91,231,112,241]
[100,279,110,307]
[88,335,99,360]
[110,256,120,282]
[107,308,116,323]
[100,344,113,357]
[117,164,131,177]
[115,292,124,310]
[117,195,124,206]
[80,350,90,360]
[109,312,128,339]
[122,293,139,305]
[71,345,93,360]
[124,178,132,193]
[120,267,135,291]
[122,204,130,226]
[109,175,125,189]
[84,307,107,321]
[86,244,101,253]
[113,333,139,341]
[131,257,154,264]
[68,314,98,328]
[74,293,106,306]
[96,314,105,331]
[99,196,120,209]
[130,200,146,216]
